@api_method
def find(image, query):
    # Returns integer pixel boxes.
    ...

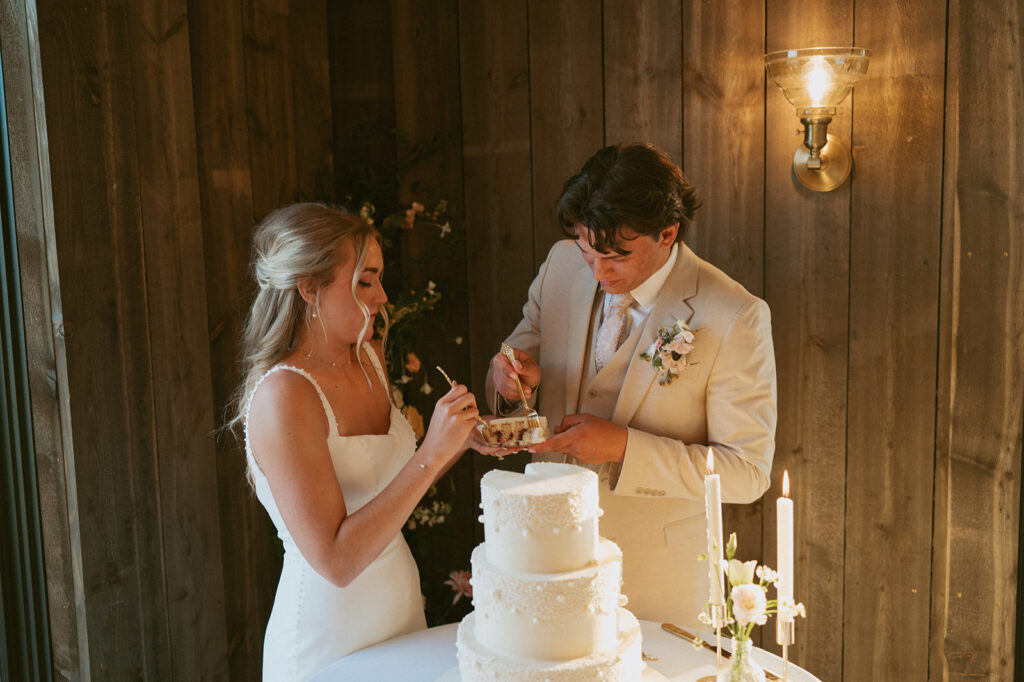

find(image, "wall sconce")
[765,47,870,192]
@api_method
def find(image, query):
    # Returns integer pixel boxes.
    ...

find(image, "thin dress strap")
[359,342,393,402]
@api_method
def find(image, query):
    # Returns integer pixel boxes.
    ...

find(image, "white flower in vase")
[731,584,768,627]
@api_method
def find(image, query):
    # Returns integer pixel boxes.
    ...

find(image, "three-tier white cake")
[455,462,643,681]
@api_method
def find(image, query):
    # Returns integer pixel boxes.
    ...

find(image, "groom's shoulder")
[545,238,581,263]
[538,239,587,279]
[687,249,765,310]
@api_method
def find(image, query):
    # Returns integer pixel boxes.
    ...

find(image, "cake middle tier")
[470,538,625,660]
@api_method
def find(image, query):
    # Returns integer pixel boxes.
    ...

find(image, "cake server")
[499,343,543,429]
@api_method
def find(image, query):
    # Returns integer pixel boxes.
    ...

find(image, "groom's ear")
[658,223,679,247]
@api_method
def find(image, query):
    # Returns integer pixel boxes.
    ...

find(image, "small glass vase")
[717,637,766,682]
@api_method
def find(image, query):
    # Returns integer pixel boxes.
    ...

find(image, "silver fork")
[500,343,542,428]
[435,366,491,435]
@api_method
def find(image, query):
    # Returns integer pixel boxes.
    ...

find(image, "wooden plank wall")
[932,0,1024,679]
[20,0,1022,679]
[38,2,215,678]
[32,0,332,678]
[844,1,947,678]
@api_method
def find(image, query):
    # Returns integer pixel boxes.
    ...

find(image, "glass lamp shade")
[765,47,870,116]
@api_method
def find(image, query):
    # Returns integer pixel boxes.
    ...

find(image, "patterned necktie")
[594,293,634,372]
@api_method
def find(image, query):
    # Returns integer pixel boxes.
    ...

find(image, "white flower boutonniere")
[640,320,700,384]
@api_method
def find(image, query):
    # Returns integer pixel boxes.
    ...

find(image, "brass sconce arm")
[800,114,832,169]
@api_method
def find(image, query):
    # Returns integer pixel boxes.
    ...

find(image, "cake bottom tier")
[456,609,643,682]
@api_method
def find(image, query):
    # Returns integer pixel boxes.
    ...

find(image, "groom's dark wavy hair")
[556,143,701,255]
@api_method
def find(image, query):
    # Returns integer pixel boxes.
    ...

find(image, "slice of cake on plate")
[479,416,549,447]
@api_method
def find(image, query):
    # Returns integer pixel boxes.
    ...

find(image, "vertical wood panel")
[3,1,84,677]
[126,1,228,676]
[934,0,1024,678]
[187,0,277,678]
[527,0,604,263]
[843,1,947,679]
[244,0,332,217]
[764,4,853,679]
[458,0,533,397]
[682,0,765,293]
[603,0,682,162]
[243,0,294,215]
[38,1,173,676]
[287,2,333,203]
[329,0,396,208]
[682,0,767,618]
[392,0,463,212]
[931,3,961,679]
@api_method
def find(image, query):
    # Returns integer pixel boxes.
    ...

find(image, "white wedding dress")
[245,349,427,681]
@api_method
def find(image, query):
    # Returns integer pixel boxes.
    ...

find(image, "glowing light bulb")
[805,57,832,106]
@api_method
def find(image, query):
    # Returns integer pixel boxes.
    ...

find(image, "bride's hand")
[420,383,480,463]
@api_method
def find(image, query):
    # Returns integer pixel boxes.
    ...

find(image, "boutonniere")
[640,320,700,385]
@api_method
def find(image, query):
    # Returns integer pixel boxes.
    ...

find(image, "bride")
[226,203,481,681]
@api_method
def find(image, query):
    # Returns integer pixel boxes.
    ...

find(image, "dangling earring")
[312,311,317,318]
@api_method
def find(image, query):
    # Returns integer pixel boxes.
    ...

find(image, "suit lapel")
[565,266,599,415]
[611,243,700,425]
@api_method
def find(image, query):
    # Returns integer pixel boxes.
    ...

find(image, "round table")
[310,620,820,681]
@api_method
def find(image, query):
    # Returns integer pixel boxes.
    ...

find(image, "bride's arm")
[248,371,478,587]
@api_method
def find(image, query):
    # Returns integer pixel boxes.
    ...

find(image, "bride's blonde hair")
[225,202,386,438]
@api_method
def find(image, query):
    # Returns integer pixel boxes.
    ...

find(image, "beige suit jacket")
[486,239,777,628]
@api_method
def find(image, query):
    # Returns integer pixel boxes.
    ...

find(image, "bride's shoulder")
[247,366,330,469]
[249,366,325,423]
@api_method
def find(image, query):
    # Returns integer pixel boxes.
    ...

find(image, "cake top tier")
[480,462,600,532]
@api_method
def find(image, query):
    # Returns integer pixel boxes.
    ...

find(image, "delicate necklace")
[305,343,356,368]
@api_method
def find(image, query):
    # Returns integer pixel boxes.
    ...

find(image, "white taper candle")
[705,448,725,606]
[777,470,794,621]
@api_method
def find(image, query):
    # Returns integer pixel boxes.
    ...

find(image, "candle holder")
[692,603,727,682]
[777,616,795,681]
[696,533,806,682]
[712,603,726,672]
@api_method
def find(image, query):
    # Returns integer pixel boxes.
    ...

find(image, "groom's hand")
[490,347,542,402]
[529,413,627,465]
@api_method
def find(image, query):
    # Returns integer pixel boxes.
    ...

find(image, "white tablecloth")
[310,620,820,681]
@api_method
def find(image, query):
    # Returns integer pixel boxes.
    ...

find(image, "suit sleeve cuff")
[608,428,671,497]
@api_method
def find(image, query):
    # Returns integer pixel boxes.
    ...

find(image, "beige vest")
[570,295,708,627]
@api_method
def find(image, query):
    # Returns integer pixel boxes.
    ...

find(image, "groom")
[485,143,777,628]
